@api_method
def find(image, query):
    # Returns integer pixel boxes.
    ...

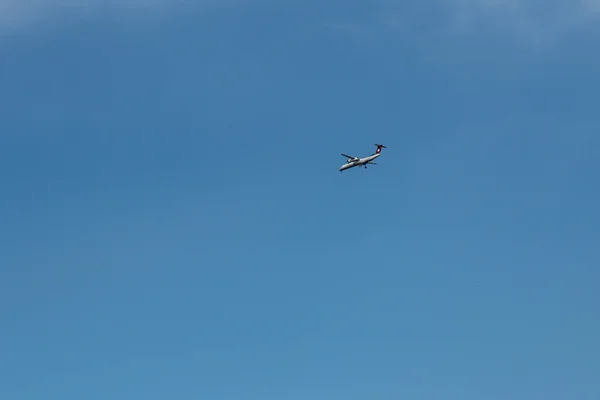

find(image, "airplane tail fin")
[375,144,387,154]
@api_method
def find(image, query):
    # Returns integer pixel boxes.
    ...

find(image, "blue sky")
[1,1,599,399]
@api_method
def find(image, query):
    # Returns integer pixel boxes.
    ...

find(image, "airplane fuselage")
[339,153,380,171]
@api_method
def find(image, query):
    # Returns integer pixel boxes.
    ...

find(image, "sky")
[1,1,599,399]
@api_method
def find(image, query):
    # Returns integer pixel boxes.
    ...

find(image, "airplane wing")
[341,153,356,159]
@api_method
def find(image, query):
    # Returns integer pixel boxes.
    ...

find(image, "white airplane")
[339,144,387,172]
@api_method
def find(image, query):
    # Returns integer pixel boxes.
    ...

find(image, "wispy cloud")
[444,0,600,42]
[0,0,191,31]
[324,0,600,48]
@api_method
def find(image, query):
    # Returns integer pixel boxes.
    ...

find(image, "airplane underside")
[340,161,376,171]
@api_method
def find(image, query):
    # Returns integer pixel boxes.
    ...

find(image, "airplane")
[339,144,387,172]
